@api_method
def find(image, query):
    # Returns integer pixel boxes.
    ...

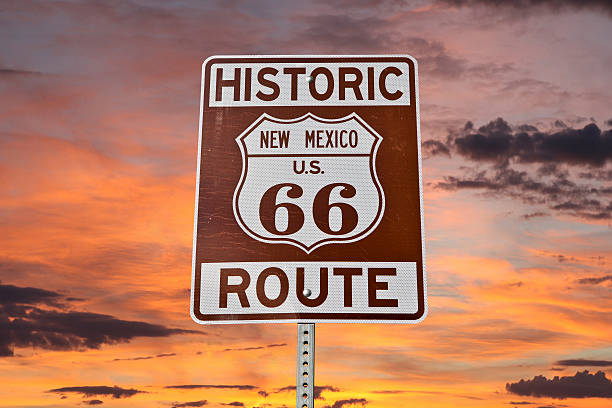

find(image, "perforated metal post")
[297,323,315,408]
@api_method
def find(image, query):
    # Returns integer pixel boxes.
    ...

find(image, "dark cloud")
[222,403,245,407]
[172,401,208,408]
[438,0,612,16]
[165,384,258,390]
[423,140,451,158]
[114,356,153,361]
[0,68,45,76]
[258,390,269,397]
[48,385,143,398]
[522,212,549,220]
[428,118,612,220]
[576,275,612,285]
[274,385,340,399]
[556,359,612,367]
[312,0,405,8]
[442,119,612,167]
[84,400,104,406]
[606,119,612,127]
[0,283,64,307]
[579,169,612,181]
[0,283,198,357]
[508,402,534,405]
[223,343,287,352]
[506,370,612,399]
[273,386,295,393]
[323,398,368,408]
[112,352,176,361]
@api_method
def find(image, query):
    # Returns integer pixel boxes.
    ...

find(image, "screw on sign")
[191,55,426,407]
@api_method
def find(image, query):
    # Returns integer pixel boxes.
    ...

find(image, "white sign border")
[190,55,427,325]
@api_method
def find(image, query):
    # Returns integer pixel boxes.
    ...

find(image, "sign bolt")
[303,288,312,298]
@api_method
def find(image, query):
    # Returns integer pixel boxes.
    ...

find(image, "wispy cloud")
[576,275,612,285]
[273,385,340,400]
[112,352,176,362]
[222,343,287,352]
[555,359,612,367]
[172,401,208,408]
[164,385,258,390]
[47,385,144,398]
[323,398,368,408]
[0,283,198,357]
[438,0,612,17]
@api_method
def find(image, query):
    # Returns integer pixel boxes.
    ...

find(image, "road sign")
[191,55,426,324]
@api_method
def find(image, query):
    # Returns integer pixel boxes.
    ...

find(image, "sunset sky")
[1,1,611,408]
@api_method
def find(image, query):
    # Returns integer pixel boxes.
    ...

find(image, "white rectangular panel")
[208,62,412,107]
[196,262,419,323]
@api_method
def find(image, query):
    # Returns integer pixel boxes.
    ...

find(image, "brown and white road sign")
[191,55,426,324]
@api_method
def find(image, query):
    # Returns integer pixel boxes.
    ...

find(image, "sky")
[0,0,611,407]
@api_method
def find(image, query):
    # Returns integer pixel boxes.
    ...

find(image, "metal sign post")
[297,323,315,408]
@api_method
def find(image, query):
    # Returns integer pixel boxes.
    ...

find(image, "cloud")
[48,385,143,398]
[579,169,612,181]
[223,343,287,352]
[576,275,612,285]
[506,370,612,399]
[84,401,103,406]
[274,385,340,400]
[0,283,64,307]
[258,390,269,397]
[444,119,612,167]
[112,352,176,361]
[221,403,245,407]
[0,283,198,357]
[283,14,467,79]
[427,118,612,220]
[323,398,368,408]
[0,68,45,76]
[556,359,612,367]
[435,167,612,220]
[522,212,549,220]
[423,140,451,158]
[288,14,391,52]
[172,401,208,408]
[438,0,612,16]
[164,385,258,390]
[312,0,405,8]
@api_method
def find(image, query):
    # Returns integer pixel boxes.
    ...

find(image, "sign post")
[297,323,315,408]
[191,55,426,407]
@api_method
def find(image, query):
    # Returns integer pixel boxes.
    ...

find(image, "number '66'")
[258,183,359,236]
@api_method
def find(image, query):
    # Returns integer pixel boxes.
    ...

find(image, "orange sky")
[0,1,611,408]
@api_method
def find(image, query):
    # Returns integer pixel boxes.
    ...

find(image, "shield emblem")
[233,112,385,253]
